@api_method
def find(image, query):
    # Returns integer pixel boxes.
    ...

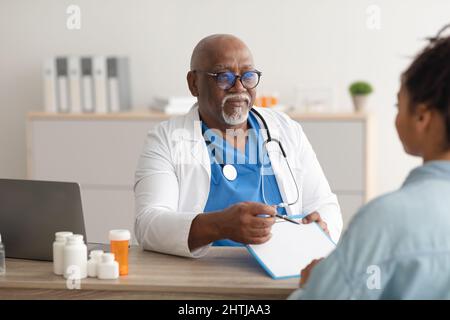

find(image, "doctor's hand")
[219,202,277,245]
[302,211,330,236]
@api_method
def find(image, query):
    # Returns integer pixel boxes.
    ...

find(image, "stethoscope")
[221,108,300,209]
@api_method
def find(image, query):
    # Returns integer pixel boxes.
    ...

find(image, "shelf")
[27,110,369,121]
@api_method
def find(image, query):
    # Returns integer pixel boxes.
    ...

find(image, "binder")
[43,55,131,114]
[81,57,95,113]
[43,58,57,113]
[68,56,82,113]
[93,56,108,113]
[106,57,131,112]
[55,57,70,113]
[247,215,336,279]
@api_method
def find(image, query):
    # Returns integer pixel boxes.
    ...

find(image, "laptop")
[0,179,106,261]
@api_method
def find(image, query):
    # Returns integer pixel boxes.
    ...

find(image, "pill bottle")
[63,234,87,279]
[109,230,130,276]
[0,234,5,275]
[97,253,119,280]
[53,231,73,275]
[87,250,104,278]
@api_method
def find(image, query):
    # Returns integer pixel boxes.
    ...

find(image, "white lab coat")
[134,104,343,258]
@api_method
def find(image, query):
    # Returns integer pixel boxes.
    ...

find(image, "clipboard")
[247,215,336,280]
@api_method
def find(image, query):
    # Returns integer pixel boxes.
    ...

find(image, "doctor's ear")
[187,71,199,97]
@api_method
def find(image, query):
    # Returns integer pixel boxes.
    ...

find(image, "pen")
[275,214,300,225]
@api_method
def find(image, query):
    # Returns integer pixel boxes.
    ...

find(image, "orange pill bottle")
[109,230,131,276]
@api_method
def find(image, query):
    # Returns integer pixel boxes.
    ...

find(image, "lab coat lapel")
[183,104,211,179]
[256,109,300,216]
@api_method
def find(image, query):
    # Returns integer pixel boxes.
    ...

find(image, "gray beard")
[222,106,250,125]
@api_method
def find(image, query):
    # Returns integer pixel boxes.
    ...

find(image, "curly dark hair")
[402,27,450,148]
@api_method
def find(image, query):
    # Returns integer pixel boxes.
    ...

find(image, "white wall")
[1,0,449,197]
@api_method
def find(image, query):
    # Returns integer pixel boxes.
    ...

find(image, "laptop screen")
[0,179,86,261]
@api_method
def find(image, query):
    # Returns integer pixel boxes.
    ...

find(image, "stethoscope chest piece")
[222,164,237,181]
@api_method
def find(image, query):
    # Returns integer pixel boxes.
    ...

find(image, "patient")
[290,33,450,299]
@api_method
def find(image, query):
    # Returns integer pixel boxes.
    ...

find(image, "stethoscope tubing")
[250,108,300,208]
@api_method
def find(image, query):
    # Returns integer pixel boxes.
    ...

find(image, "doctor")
[134,34,343,257]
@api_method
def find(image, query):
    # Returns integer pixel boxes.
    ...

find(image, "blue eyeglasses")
[193,70,262,90]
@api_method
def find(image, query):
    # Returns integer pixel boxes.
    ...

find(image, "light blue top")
[202,111,287,247]
[289,161,450,299]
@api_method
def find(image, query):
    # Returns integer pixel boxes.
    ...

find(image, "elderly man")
[134,34,342,257]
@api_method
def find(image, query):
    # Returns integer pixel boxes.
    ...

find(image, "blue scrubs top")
[201,111,287,247]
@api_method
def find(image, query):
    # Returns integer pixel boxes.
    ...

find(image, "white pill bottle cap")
[67,234,84,244]
[109,230,131,241]
[102,253,116,263]
[55,231,73,241]
[89,250,104,259]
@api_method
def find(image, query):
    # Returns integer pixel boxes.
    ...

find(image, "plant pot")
[352,94,369,113]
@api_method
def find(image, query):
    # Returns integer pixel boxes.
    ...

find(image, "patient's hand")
[300,258,324,288]
[302,211,329,235]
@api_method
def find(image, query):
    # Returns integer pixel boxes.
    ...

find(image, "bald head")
[187,34,258,129]
[190,34,254,70]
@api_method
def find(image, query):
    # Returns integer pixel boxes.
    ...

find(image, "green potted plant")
[349,81,373,112]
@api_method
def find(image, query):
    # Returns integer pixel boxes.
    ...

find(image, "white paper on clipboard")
[247,218,336,279]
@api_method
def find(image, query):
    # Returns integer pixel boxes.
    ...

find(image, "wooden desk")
[0,247,299,300]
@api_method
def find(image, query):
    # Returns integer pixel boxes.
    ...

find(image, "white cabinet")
[28,118,162,186]
[297,115,373,228]
[81,188,135,244]
[27,113,165,244]
[27,112,373,243]
[300,121,365,191]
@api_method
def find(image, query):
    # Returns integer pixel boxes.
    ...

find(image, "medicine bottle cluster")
[53,229,130,281]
